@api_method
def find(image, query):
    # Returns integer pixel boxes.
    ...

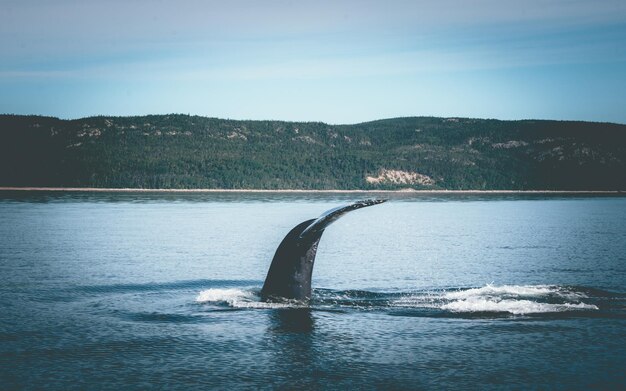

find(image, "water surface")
[1,192,625,389]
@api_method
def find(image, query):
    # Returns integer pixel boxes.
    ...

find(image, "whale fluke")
[261,199,386,302]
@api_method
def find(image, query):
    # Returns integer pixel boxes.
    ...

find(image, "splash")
[441,298,598,314]
[443,284,586,300]
[196,284,601,315]
[196,288,256,305]
[196,288,306,309]
[393,284,598,315]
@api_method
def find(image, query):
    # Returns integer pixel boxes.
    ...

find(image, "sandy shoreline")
[0,187,622,194]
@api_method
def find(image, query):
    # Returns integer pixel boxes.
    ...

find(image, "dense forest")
[1,114,625,190]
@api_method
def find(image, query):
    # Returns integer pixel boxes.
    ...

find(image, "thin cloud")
[1,0,625,123]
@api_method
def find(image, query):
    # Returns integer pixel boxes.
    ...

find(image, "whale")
[261,199,386,302]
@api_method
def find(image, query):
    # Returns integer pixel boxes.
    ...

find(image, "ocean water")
[0,192,625,390]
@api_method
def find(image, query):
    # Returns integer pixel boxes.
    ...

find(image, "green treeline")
[0,114,625,190]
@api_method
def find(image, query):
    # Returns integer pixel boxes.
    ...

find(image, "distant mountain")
[1,114,625,190]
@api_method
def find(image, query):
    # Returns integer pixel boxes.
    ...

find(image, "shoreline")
[0,187,623,194]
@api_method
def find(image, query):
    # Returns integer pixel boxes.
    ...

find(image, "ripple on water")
[195,284,609,317]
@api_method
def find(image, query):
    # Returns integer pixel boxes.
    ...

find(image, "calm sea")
[0,192,625,390]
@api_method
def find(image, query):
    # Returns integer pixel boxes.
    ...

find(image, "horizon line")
[0,187,624,194]
[2,113,625,127]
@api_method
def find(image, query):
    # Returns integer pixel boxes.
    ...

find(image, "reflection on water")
[264,309,317,389]
[269,308,315,333]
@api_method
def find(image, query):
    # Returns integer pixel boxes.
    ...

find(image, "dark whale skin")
[261,200,386,302]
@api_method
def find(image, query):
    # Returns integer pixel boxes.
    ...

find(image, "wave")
[442,284,574,300]
[196,284,606,315]
[440,298,597,314]
[76,279,260,294]
[196,288,307,309]
[392,284,599,315]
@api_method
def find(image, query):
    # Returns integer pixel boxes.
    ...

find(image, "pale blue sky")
[1,0,625,124]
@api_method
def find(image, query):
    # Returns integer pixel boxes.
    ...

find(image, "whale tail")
[260,199,386,302]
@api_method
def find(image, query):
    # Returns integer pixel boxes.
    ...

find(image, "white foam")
[196,285,599,314]
[390,284,598,315]
[196,288,255,305]
[444,284,586,300]
[445,284,550,299]
[391,294,441,308]
[441,298,597,314]
[195,288,305,309]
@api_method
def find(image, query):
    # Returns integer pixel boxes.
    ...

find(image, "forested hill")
[1,114,625,190]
